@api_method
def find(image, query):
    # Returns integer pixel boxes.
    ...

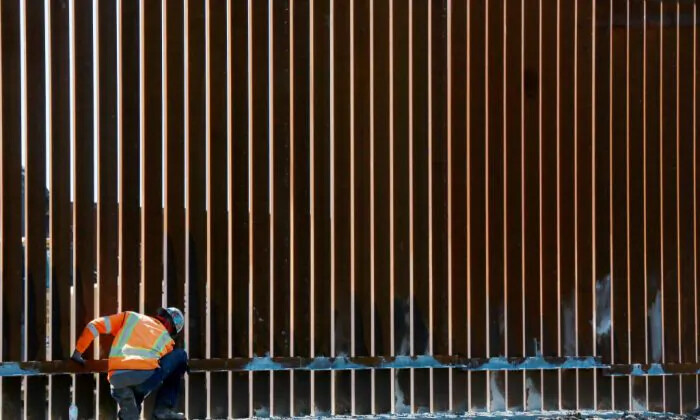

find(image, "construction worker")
[71,307,188,420]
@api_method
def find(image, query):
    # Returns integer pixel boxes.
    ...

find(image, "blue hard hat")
[158,307,185,335]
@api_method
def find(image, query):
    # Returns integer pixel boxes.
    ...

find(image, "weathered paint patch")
[560,356,600,369]
[562,295,576,356]
[0,363,37,377]
[632,397,646,412]
[305,356,367,370]
[631,364,646,376]
[329,354,366,370]
[243,356,286,371]
[596,274,612,337]
[394,372,411,414]
[489,373,506,411]
[647,364,665,375]
[525,376,542,411]
[649,291,663,363]
[253,406,270,418]
[381,355,442,370]
[479,357,517,370]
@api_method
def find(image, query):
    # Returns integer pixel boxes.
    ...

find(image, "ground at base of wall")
[196,411,688,420]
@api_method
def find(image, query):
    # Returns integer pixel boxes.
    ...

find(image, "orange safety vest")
[76,311,175,379]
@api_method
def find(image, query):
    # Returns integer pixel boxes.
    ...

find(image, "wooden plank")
[559,0,577,410]
[352,0,372,414]
[74,0,97,417]
[427,0,449,413]
[24,0,49,415]
[372,0,392,414]
[312,0,332,413]
[505,0,524,411]
[468,0,487,410]
[49,0,75,416]
[97,0,119,417]
[594,0,612,410]
[208,0,230,415]
[290,0,312,416]
[185,0,208,416]
[271,0,291,416]
[0,7,17,417]
[576,0,595,410]
[523,0,541,411]
[230,0,250,416]
[142,0,163,317]
[449,0,469,413]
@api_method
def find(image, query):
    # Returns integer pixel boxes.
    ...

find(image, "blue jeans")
[111,349,188,419]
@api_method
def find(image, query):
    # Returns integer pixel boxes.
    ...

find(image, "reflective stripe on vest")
[103,316,112,334]
[110,313,140,357]
[87,323,99,338]
[152,331,171,356]
[121,345,160,359]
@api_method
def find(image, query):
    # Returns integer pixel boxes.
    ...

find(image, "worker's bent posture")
[71,307,187,420]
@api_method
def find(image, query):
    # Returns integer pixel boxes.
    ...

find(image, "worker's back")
[75,311,175,378]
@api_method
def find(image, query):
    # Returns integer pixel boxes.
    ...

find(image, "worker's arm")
[73,312,128,355]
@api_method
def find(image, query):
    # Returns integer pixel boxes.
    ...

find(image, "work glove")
[71,350,86,366]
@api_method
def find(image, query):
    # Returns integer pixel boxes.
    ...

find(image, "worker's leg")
[132,348,188,407]
[133,389,146,414]
[153,348,188,408]
[110,386,140,420]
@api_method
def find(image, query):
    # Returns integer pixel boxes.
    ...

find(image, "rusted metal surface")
[119,0,141,314]
[208,0,230,416]
[97,0,120,416]
[10,356,700,379]
[0,355,605,376]
[49,0,73,415]
[74,1,97,417]
[1,0,24,417]
[142,0,163,318]
[2,0,700,418]
[24,0,49,415]
[184,0,207,417]
[271,0,292,416]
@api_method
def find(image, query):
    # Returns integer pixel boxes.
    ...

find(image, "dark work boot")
[111,387,141,420]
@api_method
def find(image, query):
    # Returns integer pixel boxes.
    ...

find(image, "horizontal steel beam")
[0,355,603,376]
[2,355,698,377]
[606,362,700,377]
